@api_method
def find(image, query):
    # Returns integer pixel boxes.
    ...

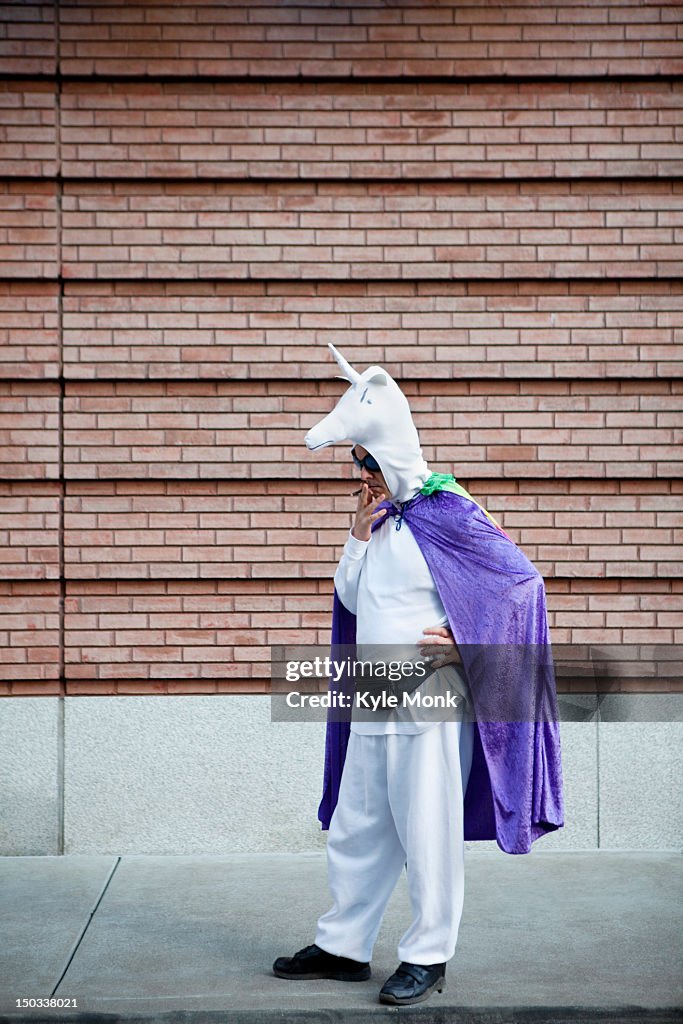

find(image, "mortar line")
[1,71,681,85]
[596,708,601,850]
[55,0,66,854]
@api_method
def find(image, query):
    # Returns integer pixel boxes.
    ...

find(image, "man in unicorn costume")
[273,345,564,1007]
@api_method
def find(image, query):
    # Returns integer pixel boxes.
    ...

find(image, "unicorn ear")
[366,371,388,386]
[328,342,362,385]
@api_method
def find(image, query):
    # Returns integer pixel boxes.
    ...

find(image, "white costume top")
[334,502,470,734]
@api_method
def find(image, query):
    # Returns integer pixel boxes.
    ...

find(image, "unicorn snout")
[304,420,336,450]
[305,430,332,451]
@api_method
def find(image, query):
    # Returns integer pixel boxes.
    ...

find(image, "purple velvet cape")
[318,489,565,855]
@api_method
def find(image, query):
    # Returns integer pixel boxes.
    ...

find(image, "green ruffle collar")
[420,472,462,496]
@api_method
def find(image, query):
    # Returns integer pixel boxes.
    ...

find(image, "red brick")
[1,5,680,695]
[57,82,679,182]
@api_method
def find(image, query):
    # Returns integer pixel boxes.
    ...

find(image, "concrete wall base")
[0,696,680,855]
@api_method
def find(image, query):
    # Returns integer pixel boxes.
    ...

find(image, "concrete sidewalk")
[0,851,681,1024]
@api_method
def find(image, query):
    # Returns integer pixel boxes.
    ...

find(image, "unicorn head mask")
[304,344,431,504]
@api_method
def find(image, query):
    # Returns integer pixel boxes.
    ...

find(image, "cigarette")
[352,487,362,496]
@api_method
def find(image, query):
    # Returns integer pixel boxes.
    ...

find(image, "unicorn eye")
[360,387,368,403]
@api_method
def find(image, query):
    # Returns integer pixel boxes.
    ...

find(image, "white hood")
[304,344,431,504]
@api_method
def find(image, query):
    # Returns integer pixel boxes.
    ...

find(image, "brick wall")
[1,0,681,696]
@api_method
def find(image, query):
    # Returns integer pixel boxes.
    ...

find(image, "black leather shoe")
[379,961,446,1005]
[273,943,371,982]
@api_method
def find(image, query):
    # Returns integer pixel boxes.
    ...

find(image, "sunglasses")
[351,447,381,473]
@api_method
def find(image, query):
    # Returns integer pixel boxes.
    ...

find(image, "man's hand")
[417,624,463,669]
[352,482,387,542]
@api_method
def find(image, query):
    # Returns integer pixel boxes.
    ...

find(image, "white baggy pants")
[315,719,475,965]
